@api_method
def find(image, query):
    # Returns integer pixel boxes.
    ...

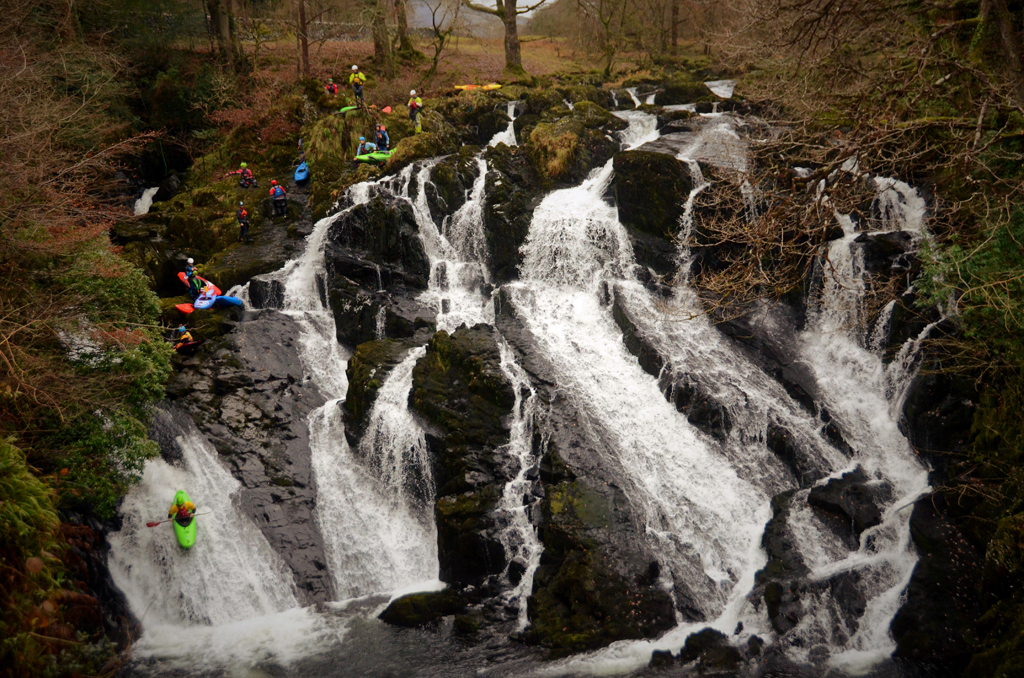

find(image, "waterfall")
[704,80,737,99]
[563,98,575,111]
[626,87,642,108]
[494,341,543,630]
[134,186,160,215]
[645,92,657,105]
[489,101,520,147]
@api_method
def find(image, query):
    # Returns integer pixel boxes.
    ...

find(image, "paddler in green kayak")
[353,136,377,165]
[168,490,197,549]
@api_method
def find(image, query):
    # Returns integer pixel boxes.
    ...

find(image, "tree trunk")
[298,0,311,76]
[395,0,415,53]
[670,0,678,53]
[370,0,395,77]
[983,0,1024,101]
[227,0,243,69]
[211,0,234,70]
[502,0,523,73]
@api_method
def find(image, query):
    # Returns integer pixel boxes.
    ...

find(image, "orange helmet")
[271,180,278,185]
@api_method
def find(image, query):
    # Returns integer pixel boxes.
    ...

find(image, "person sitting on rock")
[268,180,288,218]
[185,257,197,279]
[325,78,338,96]
[349,65,366,106]
[355,136,377,157]
[168,491,196,526]
[375,124,390,152]
[225,162,257,188]
[173,325,193,350]
[408,90,423,134]
[237,201,252,243]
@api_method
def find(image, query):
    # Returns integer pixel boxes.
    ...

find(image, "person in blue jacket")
[375,124,390,152]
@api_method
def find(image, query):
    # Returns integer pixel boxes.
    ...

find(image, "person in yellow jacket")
[408,90,423,134]
[168,492,196,523]
[349,65,366,106]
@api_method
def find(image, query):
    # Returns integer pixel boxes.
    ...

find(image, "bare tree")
[395,0,416,53]
[462,0,548,74]
[422,0,462,81]
[363,0,396,77]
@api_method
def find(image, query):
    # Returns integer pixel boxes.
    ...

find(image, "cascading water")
[108,407,341,668]
[134,186,160,215]
[489,101,520,148]
[625,87,642,108]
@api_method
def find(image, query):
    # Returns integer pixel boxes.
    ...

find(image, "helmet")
[351,65,358,71]
[328,78,333,83]
[271,180,278,185]
[240,162,247,168]
[178,325,186,332]
[186,258,194,264]
[239,202,244,206]
[174,490,188,505]
[359,136,365,142]
[410,90,416,96]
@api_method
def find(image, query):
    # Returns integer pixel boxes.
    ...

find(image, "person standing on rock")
[325,78,338,96]
[237,201,252,243]
[225,162,257,188]
[375,124,389,152]
[408,90,423,134]
[185,257,197,279]
[269,180,288,218]
[349,65,366,107]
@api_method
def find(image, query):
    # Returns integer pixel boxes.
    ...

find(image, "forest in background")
[4,0,1024,674]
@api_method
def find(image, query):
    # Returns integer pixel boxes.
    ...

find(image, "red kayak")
[174,340,204,354]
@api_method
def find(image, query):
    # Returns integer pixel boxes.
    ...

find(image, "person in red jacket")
[269,180,288,218]
[236,202,251,243]
[325,78,338,95]
[225,162,257,188]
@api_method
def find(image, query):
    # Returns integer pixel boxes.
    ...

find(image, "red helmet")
[271,180,278,185]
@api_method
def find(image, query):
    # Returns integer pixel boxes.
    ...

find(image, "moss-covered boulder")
[409,325,515,587]
[526,479,676,654]
[385,112,460,173]
[342,331,432,439]
[426,145,482,225]
[378,589,467,627]
[613,150,692,240]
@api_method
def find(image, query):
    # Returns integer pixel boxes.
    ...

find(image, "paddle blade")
[146,521,164,527]
[382,106,392,114]
[175,303,195,314]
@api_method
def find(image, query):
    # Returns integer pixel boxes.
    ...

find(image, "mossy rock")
[524,118,585,183]
[426,145,482,223]
[343,336,425,434]
[385,118,460,172]
[378,590,467,627]
[524,88,566,115]
[613,151,692,239]
[570,101,615,129]
[192,187,220,208]
[560,85,614,109]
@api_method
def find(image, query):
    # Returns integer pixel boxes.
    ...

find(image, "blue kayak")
[295,162,309,185]
[193,295,244,311]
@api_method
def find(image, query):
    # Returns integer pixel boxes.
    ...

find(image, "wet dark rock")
[249,274,286,309]
[426,146,482,225]
[154,171,182,202]
[901,357,978,462]
[874,291,942,365]
[409,325,516,588]
[766,424,824,486]
[855,231,917,275]
[379,590,467,627]
[891,496,982,676]
[329,277,435,346]
[482,144,544,283]
[325,195,431,289]
[676,627,743,670]
[613,151,691,240]
[165,310,334,603]
[807,466,887,538]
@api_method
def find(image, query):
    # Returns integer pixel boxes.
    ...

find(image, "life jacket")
[241,168,254,180]
[177,331,193,344]
[326,83,338,94]
[270,186,285,198]
[236,208,248,221]
[408,96,422,110]
[349,72,366,86]
[185,264,196,278]
[376,130,389,148]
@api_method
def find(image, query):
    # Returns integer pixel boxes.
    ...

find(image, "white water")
[134,186,160,215]
[489,100,520,147]
[625,87,642,108]
[108,409,324,666]
[704,79,737,99]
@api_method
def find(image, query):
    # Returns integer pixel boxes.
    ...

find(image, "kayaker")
[325,78,338,95]
[355,137,377,157]
[269,180,288,217]
[187,272,205,300]
[237,202,252,243]
[349,65,366,106]
[225,162,257,188]
[375,124,390,152]
[184,258,197,279]
[168,491,196,525]
[408,90,423,134]
[173,325,193,350]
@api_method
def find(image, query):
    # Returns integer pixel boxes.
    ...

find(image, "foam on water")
[134,186,160,215]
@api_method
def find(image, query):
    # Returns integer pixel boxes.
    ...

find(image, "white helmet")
[410,90,416,96]
[187,258,194,264]
[351,65,358,71]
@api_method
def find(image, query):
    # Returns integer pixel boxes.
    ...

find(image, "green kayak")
[355,150,392,163]
[338,105,358,114]
[171,490,197,549]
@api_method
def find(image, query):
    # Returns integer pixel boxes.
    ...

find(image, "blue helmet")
[359,136,365,142]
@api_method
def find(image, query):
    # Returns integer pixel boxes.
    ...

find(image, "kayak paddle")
[146,510,210,527]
